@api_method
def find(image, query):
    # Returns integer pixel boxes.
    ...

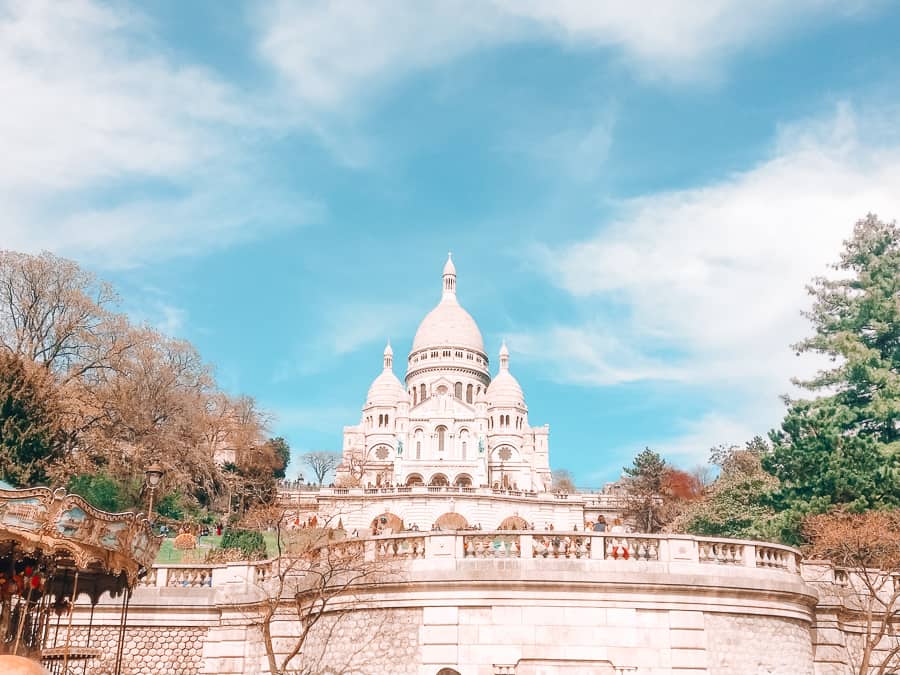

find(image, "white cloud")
[0,0,251,193]
[255,0,876,111]
[521,103,900,459]
[0,0,308,266]
[509,323,685,386]
[496,1,874,82]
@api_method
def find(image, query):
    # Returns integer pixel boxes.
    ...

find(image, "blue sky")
[4,1,900,484]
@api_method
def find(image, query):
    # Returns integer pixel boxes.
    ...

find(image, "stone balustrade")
[135,532,801,595]
[294,485,608,501]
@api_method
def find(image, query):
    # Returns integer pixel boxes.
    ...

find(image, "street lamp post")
[144,463,165,521]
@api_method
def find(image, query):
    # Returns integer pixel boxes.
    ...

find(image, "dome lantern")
[442,251,456,298]
[499,339,509,371]
[383,341,393,371]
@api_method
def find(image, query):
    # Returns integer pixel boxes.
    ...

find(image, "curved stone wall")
[281,533,817,675]
[69,532,834,675]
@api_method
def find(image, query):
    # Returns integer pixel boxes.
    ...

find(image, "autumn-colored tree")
[0,250,273,517]
[0,250,133,384]
[804,510,900,675]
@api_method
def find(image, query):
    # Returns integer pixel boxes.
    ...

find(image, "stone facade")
[68,625,206,675]
[290,608,422,674]
[705,614,814,675]
[337,255,551,493]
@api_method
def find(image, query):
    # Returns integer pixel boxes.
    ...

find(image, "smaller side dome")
[366,371,405,406]
[366,342,406,406]
[486,341,525,408]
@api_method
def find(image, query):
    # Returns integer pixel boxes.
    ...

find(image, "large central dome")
[410,253,485,354]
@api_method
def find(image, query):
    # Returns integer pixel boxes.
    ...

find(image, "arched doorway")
[428,473,449,486]
[437,670,461,675]
[453,474,472,487]
[405,473,424,486]
[498,515,529,530]
[435,512,468,530]
[370,512,403,534]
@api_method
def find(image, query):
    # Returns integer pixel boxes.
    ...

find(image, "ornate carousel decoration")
[0,485,160,673]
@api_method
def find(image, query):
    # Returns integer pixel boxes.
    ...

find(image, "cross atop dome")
[442,252,456,298]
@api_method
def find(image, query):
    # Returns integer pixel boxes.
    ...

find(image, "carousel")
[0,484,160,674]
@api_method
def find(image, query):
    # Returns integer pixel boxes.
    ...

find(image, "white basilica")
[336,254,551,492]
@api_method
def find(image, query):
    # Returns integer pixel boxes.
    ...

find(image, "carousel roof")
[0,485,160,596]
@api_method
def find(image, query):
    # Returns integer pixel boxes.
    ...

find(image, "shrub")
[155,492,185,521]
[173,533,197,550]
[220,528,266,559]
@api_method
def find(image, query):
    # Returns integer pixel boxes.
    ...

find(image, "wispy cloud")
[254,0,877,114]
[515,103,900,461]
[273,301,421,381]
[0,0,314,267]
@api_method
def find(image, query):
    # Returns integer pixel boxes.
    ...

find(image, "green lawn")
[154,531,281,564]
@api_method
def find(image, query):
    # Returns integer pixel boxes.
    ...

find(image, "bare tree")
[0,250,272,512]
[240,506,397,674]
[551,468,576,493]
[804,510,900,675]
[0,250,134,384]
[302,452,341,486]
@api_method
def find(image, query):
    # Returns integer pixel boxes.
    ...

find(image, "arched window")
[436,425,447,453]
[412,388,417,406]
[466,383,473,403]
[420,383,426,402]
[459,430,469,459]
[385,414,389,427]
[454,382,462,399]
[414,429,423,459]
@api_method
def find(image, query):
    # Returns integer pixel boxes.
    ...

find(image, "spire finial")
[499,340,509,370]
[383,340,393,370]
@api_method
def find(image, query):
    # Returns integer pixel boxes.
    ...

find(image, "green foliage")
[155,491,186,521]
[266,437,290,479]
[67,473,131,513]
[675,440,780,541]
[766,215,900,539]
[623,448,669,532]
[220,528,266,558]
[0,352,62,486]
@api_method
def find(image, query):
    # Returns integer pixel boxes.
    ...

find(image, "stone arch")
[435,512,468,530]
[370,512,403,534]
[437,670,461,675]
[428,473,449,486]
[458,428,470,460]
[405,473,424,486]
[435,425,447,453]
[453,473,473,487]
[498,515,529,530]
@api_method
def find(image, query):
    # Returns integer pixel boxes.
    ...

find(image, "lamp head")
[145,463,165,487]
